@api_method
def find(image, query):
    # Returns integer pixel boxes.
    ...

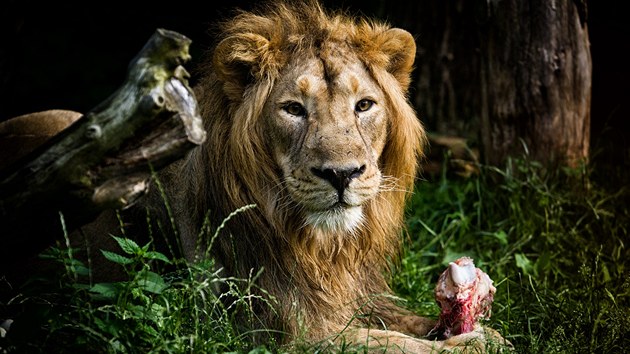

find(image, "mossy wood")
[0,29,206,260]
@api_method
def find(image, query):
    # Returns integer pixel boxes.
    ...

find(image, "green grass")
[395,159,630,353]
[1,158,628,353]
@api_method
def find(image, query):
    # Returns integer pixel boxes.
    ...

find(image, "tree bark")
[0,29,206,262]
[479,0,591,167]
[383,0,591,168]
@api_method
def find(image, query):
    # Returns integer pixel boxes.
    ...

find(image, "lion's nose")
[311,165,366,193]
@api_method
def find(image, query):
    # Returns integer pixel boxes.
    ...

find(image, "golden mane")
[169,0,425,341]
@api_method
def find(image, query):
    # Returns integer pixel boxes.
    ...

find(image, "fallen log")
[0,29,206,265]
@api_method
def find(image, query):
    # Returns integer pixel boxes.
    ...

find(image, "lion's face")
[212,8,421,238]
[263,49,388,233]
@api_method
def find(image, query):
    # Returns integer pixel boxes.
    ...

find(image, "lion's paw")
[441,324,513,352]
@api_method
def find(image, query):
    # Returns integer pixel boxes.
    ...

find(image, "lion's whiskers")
[259,179,304,227]
[378,175,411,194]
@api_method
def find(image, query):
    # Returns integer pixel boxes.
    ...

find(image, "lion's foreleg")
[385,313,436,337]
[341,325,507,353]
[342,328,439,353]
[364,299,436,337]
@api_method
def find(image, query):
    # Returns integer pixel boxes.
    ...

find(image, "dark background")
[1,0,627,170]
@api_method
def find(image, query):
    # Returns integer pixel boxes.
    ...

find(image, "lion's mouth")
[331,200,351,209]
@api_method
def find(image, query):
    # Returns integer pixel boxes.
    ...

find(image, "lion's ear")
[213,33,278,99]
[363,28,417,91]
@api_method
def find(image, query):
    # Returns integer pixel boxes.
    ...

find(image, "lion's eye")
[355,99,374,112]
[283,102,307,117]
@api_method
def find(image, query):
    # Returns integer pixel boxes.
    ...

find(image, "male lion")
[1,1,505,352]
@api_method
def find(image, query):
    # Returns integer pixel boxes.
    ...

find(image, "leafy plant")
[1,229,276,353]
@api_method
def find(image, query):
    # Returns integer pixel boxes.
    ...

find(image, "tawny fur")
[152,1,428,344]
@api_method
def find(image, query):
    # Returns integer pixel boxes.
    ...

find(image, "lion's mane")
[165,0,425,341]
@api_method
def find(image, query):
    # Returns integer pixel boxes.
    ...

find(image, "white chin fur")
[304,206,364,233]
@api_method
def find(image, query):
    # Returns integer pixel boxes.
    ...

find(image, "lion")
[0,1,506,352]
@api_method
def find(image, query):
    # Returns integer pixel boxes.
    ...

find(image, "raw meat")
[431,257,496,339]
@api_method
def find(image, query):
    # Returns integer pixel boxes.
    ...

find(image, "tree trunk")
[479,0,591,167]
[383,0,591,168]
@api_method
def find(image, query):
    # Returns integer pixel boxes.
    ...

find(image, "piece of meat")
[431,257,496,339]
